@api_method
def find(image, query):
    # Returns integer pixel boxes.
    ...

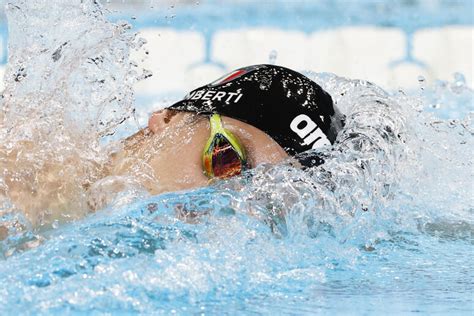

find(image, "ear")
[148,109,177,134]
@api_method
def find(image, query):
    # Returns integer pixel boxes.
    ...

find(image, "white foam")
[0,66,4,92]
[0,36,4,92]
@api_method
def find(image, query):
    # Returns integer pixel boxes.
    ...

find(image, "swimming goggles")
[202,114,248,179]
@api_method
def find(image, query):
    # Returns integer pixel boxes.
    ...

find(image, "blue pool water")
[0,1,473,315]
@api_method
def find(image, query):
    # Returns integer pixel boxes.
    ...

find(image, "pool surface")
[0,0,472,314]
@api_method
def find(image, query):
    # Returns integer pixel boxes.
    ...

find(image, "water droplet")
[142,69,153,80]
[453,72,465,87]
[268,50,278,65]
[417,75,426,91]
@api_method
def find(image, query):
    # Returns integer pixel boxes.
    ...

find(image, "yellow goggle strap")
[202,114,247,177]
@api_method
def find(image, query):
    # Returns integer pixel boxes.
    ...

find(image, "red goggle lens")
[205,134,245,178]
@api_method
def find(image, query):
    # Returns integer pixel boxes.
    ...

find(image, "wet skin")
[1,109,289,230]
[107,109,289,196]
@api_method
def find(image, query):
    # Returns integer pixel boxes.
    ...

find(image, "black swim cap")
[168,64,344,156]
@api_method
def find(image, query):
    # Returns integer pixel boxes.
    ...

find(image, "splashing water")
[0,1,473,314]
[0,0,147,229]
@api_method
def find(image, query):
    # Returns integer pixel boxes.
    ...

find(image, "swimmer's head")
[138,110,290,194]
[144,65,345,191]
[167,64,345,157]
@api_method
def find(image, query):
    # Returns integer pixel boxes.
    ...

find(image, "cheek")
[147,133,209,194]
[168,150,208,186]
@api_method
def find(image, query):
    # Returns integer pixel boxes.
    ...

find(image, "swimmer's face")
[109,110,288,195]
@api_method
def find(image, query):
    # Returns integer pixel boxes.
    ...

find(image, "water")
[0,1,473,315]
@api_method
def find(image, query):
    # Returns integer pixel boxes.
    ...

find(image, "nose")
[148,109,176,134]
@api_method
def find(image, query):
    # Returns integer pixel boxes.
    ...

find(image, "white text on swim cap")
[186,89,243,103]
[290,114,330,149]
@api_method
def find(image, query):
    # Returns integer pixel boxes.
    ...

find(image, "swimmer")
[1,64,345,232]
[95,64,345,209]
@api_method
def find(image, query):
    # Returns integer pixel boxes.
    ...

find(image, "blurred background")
[0,0,472,100]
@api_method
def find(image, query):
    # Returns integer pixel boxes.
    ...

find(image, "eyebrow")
[163,110,178,124]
